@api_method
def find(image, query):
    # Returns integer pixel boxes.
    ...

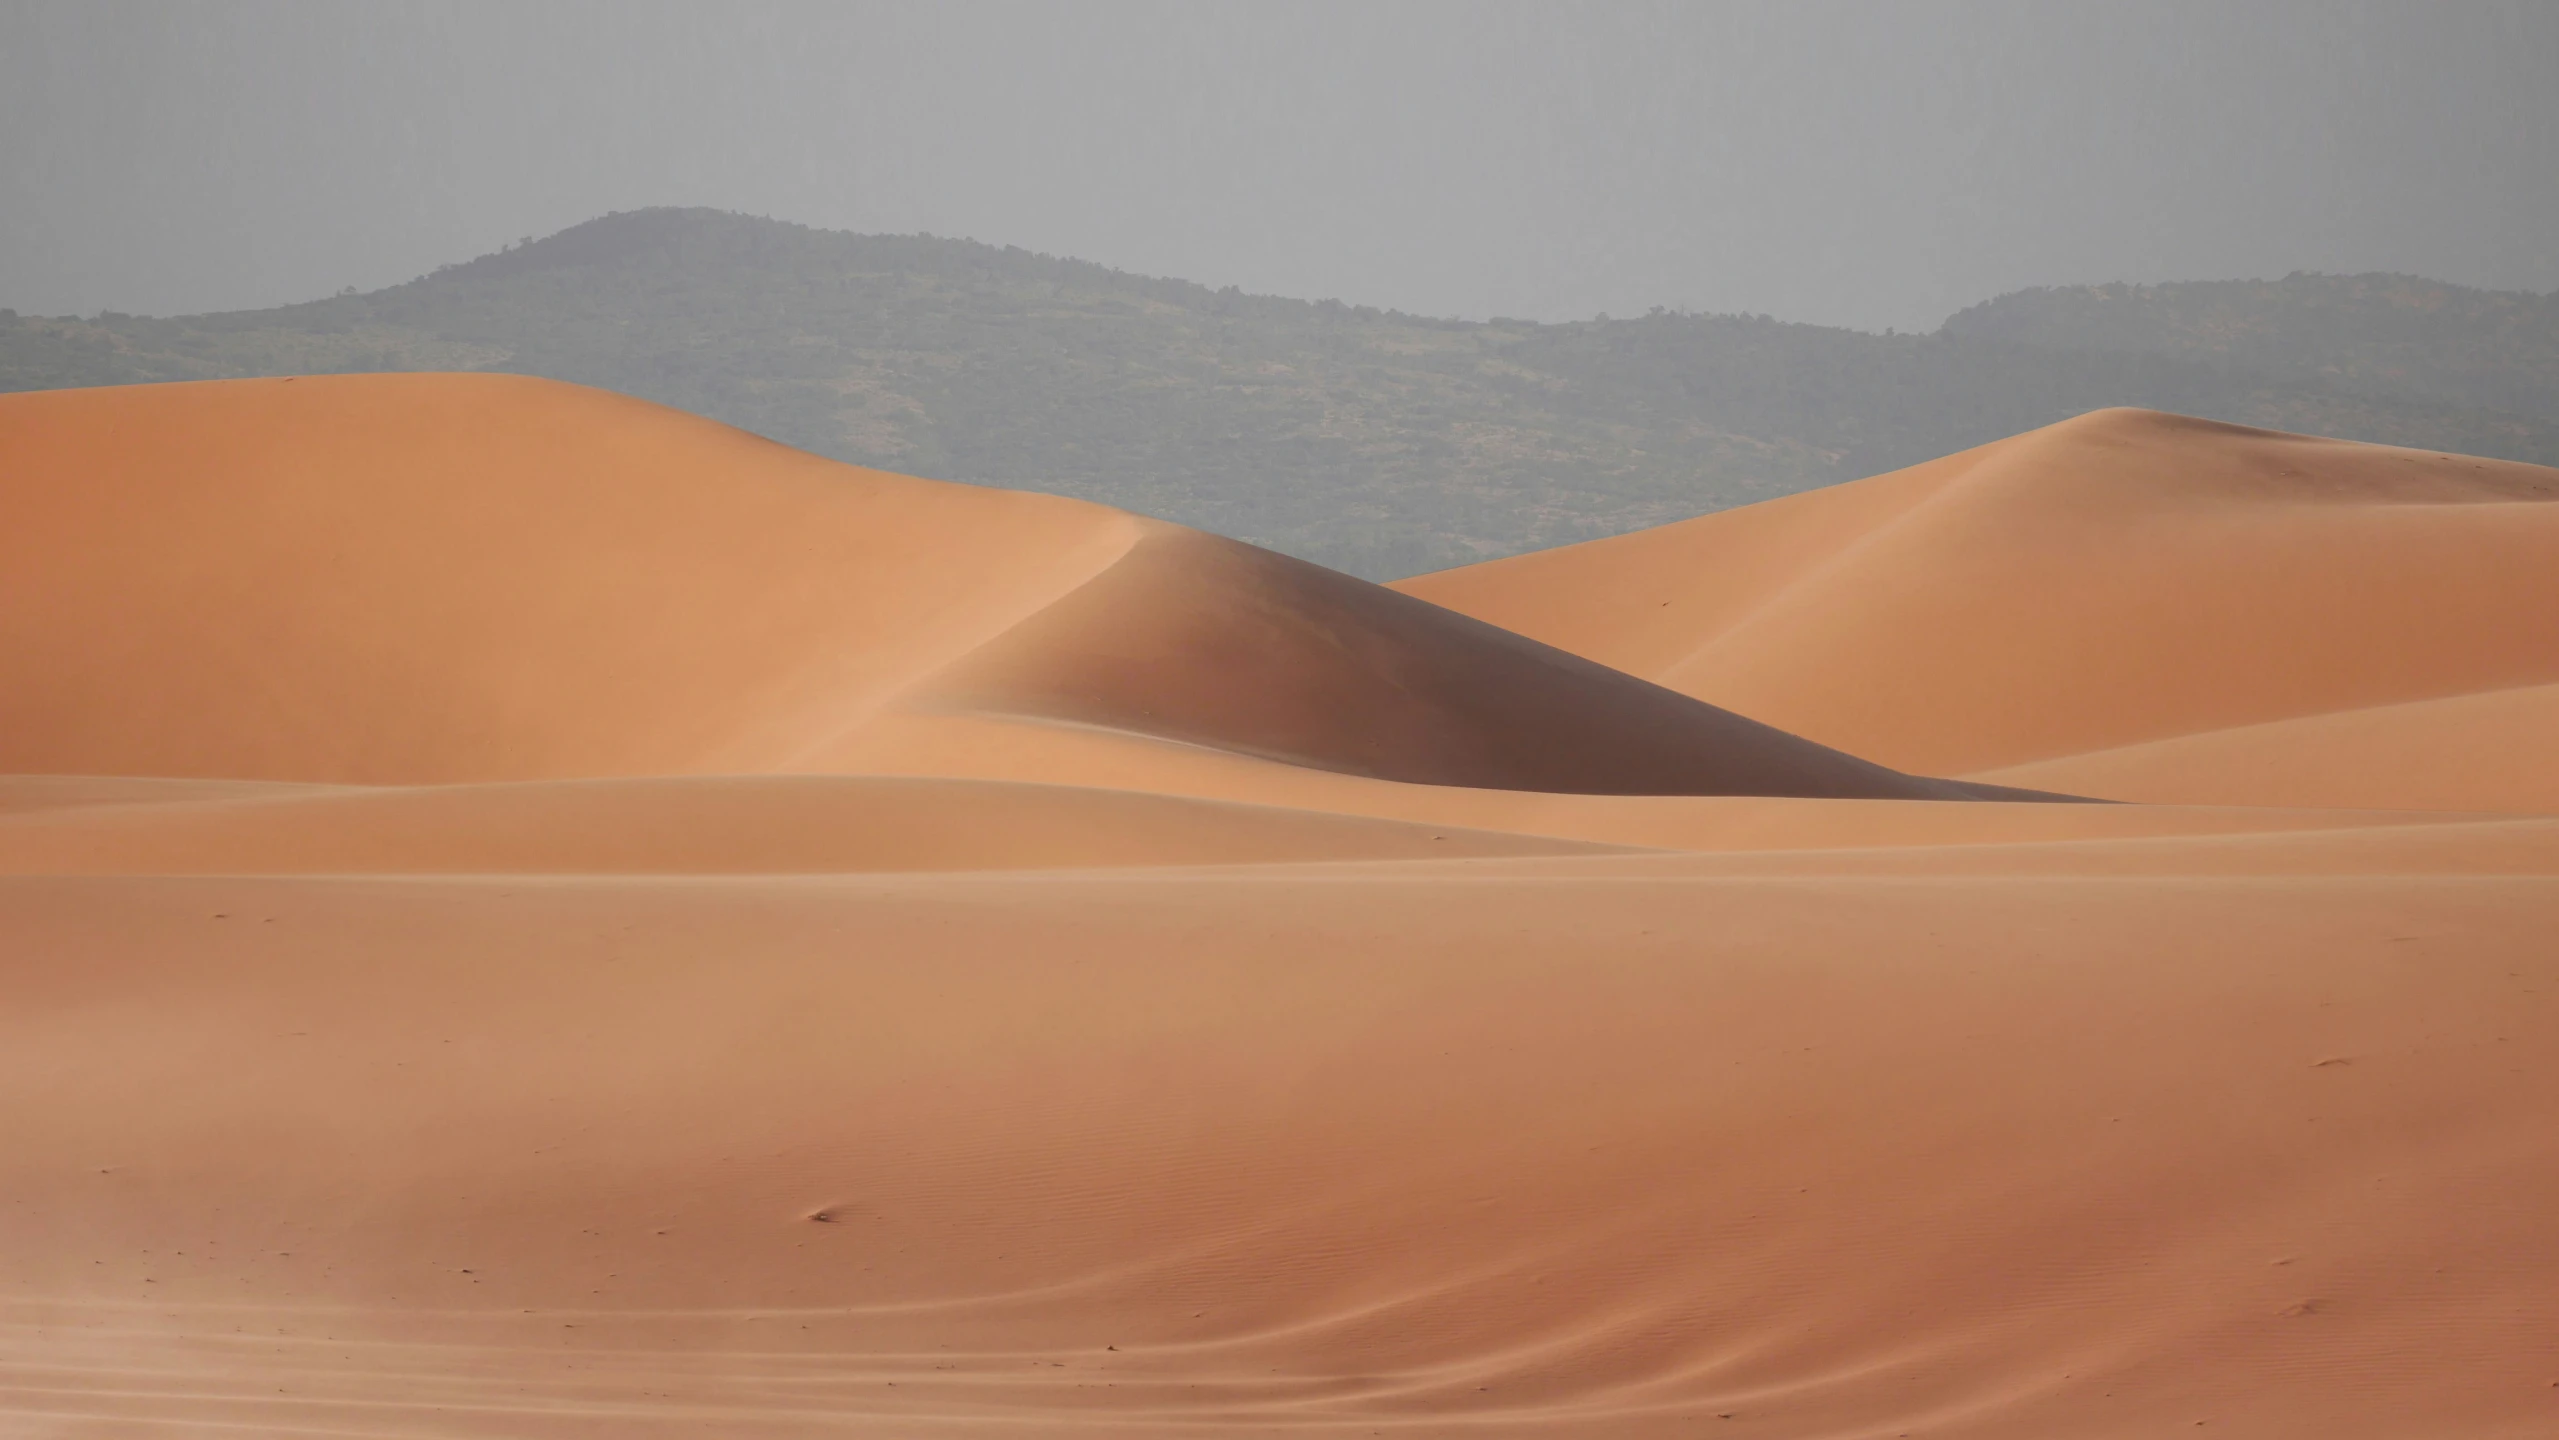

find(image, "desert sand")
[4,376,2555,1438]
[1399,408,2559,806]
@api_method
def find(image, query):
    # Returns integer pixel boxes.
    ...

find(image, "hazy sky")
[5,0,2555,331]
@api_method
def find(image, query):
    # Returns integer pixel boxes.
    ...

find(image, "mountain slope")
[1945,271,2559,422]
[6,208,2555,577]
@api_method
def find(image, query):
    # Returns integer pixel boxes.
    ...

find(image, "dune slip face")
[5,376,2558,1438]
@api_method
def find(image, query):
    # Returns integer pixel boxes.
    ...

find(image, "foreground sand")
[5,377,2556,1437]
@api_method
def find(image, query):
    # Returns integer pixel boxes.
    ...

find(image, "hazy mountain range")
[7,206,2554,577]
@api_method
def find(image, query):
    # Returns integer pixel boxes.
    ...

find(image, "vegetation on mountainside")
[1945,274,2559,424]
[6,209,2554,577]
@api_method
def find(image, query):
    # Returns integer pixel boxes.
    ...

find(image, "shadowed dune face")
[0,373,2008,801]
[1399,409,2559,801]
[913,527,2001,799]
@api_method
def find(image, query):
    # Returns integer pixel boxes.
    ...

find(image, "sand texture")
[5,377,2555,1438]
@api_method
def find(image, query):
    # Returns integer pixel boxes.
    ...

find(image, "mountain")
[5,208,2554,577]
[1944,272,2559,423]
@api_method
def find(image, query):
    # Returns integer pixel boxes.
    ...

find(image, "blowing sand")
[4,376,2555,1438]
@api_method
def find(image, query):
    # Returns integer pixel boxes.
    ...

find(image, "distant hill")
[1944,273,2559,423]
[6,208,2555,577]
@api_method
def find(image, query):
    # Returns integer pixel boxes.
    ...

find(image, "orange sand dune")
[0,375,1995,801]
[5,378,2557,1438]
[852,524,2009,799]
[1399,409,2559,799]
[0,377,1137,783]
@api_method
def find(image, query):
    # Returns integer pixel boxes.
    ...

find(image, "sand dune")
[1400,409,2559,799]
[888,523,2051,799]
[0,376,1144,784]
[0,375,1997,801]
[5,377,2556,1438]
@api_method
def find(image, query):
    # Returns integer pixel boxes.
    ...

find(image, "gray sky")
[5,0,2555,331]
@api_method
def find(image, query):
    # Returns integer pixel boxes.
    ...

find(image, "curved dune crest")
[0,374,1141,782]
[1400,409,2559,791]
[898,524,2006,799]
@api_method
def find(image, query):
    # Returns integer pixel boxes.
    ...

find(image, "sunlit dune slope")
[0,375,1136,783]
[7,858,2557,1438]
[0,374,1994,800]
[1398,409,2559,803]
